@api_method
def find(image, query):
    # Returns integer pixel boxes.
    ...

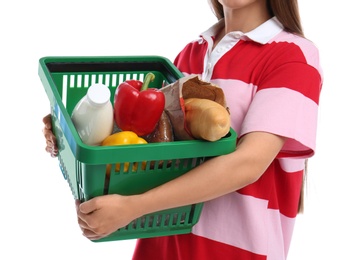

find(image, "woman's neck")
[213,2,270,49]
[223,1,271,34]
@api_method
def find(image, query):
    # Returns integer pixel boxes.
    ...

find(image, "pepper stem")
[141,72,155,91]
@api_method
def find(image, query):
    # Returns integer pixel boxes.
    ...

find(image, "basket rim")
[39,55,238,164]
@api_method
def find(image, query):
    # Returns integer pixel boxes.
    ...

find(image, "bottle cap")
[87,83,111,106]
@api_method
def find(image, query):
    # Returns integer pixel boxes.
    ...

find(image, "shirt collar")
[200,16,284,45]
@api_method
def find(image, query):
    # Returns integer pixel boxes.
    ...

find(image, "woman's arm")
[138,131,285,211]
[77,131,286,240]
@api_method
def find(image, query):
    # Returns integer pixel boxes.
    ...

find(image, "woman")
[43,0,323,259]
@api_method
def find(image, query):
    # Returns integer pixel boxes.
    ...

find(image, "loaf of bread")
[184,98,230,142]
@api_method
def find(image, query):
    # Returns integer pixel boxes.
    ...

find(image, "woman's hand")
[76,194,142,241]
[42,114,58,157]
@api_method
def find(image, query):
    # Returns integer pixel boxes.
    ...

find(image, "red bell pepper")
[114,73,165,136]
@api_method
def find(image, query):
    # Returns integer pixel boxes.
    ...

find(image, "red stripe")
[175,40,321,104]
[238,160,303,218]
[174,40,207,74]
[133,233,267,260]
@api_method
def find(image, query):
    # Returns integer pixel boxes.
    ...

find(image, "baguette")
[184,98,230,142]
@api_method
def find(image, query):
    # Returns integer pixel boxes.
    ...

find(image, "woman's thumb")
[79,198,98,214]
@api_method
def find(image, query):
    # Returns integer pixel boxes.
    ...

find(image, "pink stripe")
[241,87,318,157]
[192,192,296,258]
[278,158,306,173]
[267,211,297,260]
[210,78,257,135]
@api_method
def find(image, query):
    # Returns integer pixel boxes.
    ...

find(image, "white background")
[1,1,359,259]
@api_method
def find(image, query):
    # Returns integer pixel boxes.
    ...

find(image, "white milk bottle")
[71,83,114,146]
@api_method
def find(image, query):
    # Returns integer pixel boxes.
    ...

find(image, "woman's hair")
[208,0,304,36]
[207,0,306,214]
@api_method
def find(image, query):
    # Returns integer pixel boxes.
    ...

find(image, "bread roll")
[184,98,230,142]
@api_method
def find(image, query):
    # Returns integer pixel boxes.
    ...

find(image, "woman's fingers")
[42,114,59,157]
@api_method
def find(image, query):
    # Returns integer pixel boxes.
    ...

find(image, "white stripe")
[62,75,68,108]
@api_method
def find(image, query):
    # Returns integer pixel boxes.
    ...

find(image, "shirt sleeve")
[240,61,322,159]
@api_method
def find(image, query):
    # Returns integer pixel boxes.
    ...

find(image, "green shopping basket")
[38,56,237,242]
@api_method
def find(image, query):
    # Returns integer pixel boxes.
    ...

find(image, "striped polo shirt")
[133,16,323,260]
